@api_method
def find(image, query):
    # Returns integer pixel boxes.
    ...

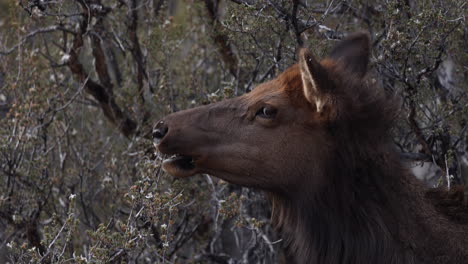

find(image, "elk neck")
[268,142,468,264]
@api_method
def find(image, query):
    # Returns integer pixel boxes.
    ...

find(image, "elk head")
[154,32,388,196]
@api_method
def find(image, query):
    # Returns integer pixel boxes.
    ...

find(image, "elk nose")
[153,120,168,140]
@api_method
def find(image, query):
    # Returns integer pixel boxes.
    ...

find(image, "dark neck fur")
[269,148,468,264]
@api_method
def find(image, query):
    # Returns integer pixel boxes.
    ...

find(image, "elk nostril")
[153,120,168,140]
[152,130,164,140]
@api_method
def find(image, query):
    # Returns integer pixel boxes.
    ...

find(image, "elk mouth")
[162,154,197,178]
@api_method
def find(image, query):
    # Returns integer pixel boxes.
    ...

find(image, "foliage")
[0,0,466,263]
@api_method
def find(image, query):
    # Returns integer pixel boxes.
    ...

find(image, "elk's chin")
[162,155,197,178]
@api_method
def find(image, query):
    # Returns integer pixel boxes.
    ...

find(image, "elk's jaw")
[161,154,197,178]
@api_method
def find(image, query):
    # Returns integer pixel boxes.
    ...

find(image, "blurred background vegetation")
[0,0,466,263]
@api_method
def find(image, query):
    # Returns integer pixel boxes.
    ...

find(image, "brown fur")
[426,186,468,225]
[155,32,468,263]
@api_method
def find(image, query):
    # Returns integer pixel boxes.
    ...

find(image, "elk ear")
[329,32,370,78]
[299,48,331,112]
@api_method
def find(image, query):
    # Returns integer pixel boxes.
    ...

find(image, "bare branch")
[129,0,149,106]
[90,30,114,95]
[67,3,138,138]
[205,0,246,82]
[0,26,75,56]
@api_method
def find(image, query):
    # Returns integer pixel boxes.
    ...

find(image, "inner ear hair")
[298,48,331,112]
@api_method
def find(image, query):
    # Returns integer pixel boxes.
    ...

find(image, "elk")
[153,32,468,264]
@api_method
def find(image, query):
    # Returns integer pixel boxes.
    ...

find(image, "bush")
[0,0,466,263]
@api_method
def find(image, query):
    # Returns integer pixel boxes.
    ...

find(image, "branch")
[291,0,304,46]
[265,0,317,35]
[407,95,432,156]
[128,0,149,107]
[67,2,138,138]
[399,152,432,162]
[204,0,245,81]
[0,26,75,55]
[90,29,114,96]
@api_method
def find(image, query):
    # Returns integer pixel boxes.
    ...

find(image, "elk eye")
[256,106,277,119]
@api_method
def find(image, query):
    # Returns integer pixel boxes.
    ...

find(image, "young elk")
[153,33,468,264]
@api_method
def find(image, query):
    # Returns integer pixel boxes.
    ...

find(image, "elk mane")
[269,64,467,263]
